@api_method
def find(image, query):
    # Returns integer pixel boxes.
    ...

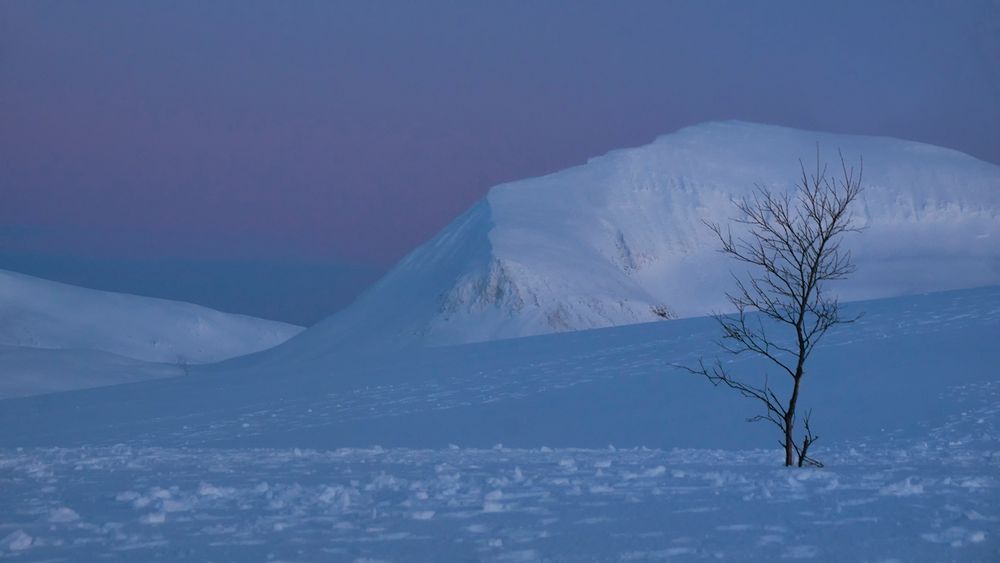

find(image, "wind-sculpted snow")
[0,286,998,559]
[275,121,1000,355]
[0,269,303,398]
[1,381,997,561]
[0,287,1000,561]
[0,130,995,559]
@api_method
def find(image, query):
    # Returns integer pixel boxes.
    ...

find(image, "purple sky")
[1,1,998,322]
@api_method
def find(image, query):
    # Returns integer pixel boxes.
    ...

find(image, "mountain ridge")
[260,121,1000,360]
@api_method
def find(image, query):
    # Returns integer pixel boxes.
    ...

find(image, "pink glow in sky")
[2,1,998,266]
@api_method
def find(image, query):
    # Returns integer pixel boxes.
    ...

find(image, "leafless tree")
[683,149,864,467]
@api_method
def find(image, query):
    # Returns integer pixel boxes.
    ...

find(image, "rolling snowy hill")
[0,269,303,397]
[271,121,999,358]
[0,268,302,364]
[1,286,997,560]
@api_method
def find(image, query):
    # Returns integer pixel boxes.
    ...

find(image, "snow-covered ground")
[0,345,184,400]
[0,269,302,398]
[1,286,998,560]
[3,433,997,561]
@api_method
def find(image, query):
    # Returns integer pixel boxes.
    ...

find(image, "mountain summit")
[280,121,999,355]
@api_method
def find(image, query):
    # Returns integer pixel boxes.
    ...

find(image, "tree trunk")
[784,372,803,467]
[784,418,795,466]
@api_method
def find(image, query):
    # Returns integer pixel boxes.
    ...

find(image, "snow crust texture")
[286,121,1000,353]
[0,286,998,560]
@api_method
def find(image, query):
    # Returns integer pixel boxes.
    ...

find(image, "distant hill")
[0,268,302,397]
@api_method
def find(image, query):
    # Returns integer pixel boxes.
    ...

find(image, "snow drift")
[272,121,1000,355]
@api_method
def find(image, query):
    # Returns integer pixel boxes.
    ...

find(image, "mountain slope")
[269,121,1000,358]
[0,268,302,364]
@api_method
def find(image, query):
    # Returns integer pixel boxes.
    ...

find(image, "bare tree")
[683,149,864,468]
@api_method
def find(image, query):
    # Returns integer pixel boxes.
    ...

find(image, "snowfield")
[3,435,997,561]
[1,286,998,560]
[0,269,302,398]
[0,345,183,400]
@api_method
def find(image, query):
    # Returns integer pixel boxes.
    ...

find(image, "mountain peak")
[272,122,1000,358]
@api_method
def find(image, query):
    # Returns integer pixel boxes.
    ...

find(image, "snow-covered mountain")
[0,268,303,397]
[271,121,1000,355]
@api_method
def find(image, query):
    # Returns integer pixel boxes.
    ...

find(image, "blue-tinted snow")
[1,286,998,560]
[0,269,303,398]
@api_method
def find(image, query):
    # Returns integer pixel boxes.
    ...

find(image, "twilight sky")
[2,1,998,324]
